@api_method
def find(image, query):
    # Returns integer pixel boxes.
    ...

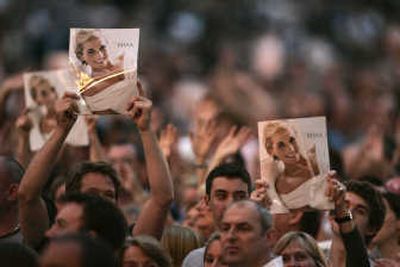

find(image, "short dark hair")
[345,180,386,244]
[47,234,116,267]
[0,242,38,267]
[0,156,24,185]
[60,193,127,251]
[66,161,120,200]
[382,192,400,219]
[205,163,252,197]
[299,210,322,239]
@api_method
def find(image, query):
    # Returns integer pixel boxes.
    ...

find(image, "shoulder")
[182,247,205,267]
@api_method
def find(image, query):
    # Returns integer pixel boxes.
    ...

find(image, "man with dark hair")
[0,156,24,243]
[66,161,121,203]
[369,191,400,261]
[40,234,116,267]
[330,179,386,267]
[220,200,274,267]
[344,180,385,245]
[183,163,253,267]
[205,163,252,224]
[45,193,127,251]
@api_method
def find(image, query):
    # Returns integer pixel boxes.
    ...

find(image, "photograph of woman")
[70,28,139,115]
[23,70,89,150]
[258,117,333,213]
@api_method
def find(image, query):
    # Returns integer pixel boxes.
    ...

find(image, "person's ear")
[6,184,19,201]
[288,210,304,226]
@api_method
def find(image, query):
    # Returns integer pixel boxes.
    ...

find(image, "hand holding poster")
[69,28,140,114]
[258,116,333,213]
[23,70,89,151]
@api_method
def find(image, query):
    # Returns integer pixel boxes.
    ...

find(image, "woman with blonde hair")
[120,235,172,267]
[73,29,130,114]
[161,225,200,267]
[274,231,328,267]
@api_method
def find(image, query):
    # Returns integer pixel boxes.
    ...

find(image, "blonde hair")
[161,225,200,267]
[274,231,328,267]
[28,75,55,101]
[74,30,100,64]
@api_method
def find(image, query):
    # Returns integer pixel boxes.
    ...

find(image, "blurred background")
[1,0,400,184]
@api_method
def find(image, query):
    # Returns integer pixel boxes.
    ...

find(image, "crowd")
[1,1,400,267]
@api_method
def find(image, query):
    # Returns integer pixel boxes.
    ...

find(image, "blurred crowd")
[1,1,400,267]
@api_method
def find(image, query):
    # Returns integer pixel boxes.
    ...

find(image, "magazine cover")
[258,116,333,214]
[23,70,89,151]
[69,28,139,115]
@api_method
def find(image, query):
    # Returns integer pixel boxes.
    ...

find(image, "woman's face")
[123,245,158,267]
[269,128,300,165]
[81,37,109,70]
[204,239,228,267]
[280,240,317,267]
[33,80,58,108]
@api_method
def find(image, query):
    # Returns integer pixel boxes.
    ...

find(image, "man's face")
[268,128,300,165]
[45,203,84,239]
[108,145,137,191]
[345,192,374,238]
[80,172,116,203]
[40,241,82,267]
[82,37,109,71]
[220,204,268,266]
[206,177,249,224]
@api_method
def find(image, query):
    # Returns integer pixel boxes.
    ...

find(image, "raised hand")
[15,109,33,134]
[126,81,152,132]
[190,118,217,163]
[159,123,178,158]
[54,92,79,130]
[250,179,271,209]
[213,125,252,162]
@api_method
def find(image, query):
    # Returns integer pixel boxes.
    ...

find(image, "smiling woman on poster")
[72,29,137,114]
[260,119,332,213]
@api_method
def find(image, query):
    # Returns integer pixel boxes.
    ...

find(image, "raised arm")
[17,93,79,248]
[327,172,370,267]
[86,116,108,162]
[14,109,33,168]
[127,82,174,239]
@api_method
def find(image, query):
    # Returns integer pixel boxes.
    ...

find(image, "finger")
[137,80,145,97]
[228,125,238,137]
[126,99,134,111]
[62,92,80,100]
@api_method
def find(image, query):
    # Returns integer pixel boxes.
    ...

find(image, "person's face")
[45,203,84,239]
[345,192,374,238]
[33,80,57,108]
[82,37,109,70]
[40,242,82,267]
[268,129,300,165]
[80,172,116,203]
[108,145,137,191]
[204,239,228,267]
[280,239,317,267]
[206,177,249,224]
[371,199,397,245]
[220,204,268,266]
[123,245,159,267]
[195,203,216,241]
